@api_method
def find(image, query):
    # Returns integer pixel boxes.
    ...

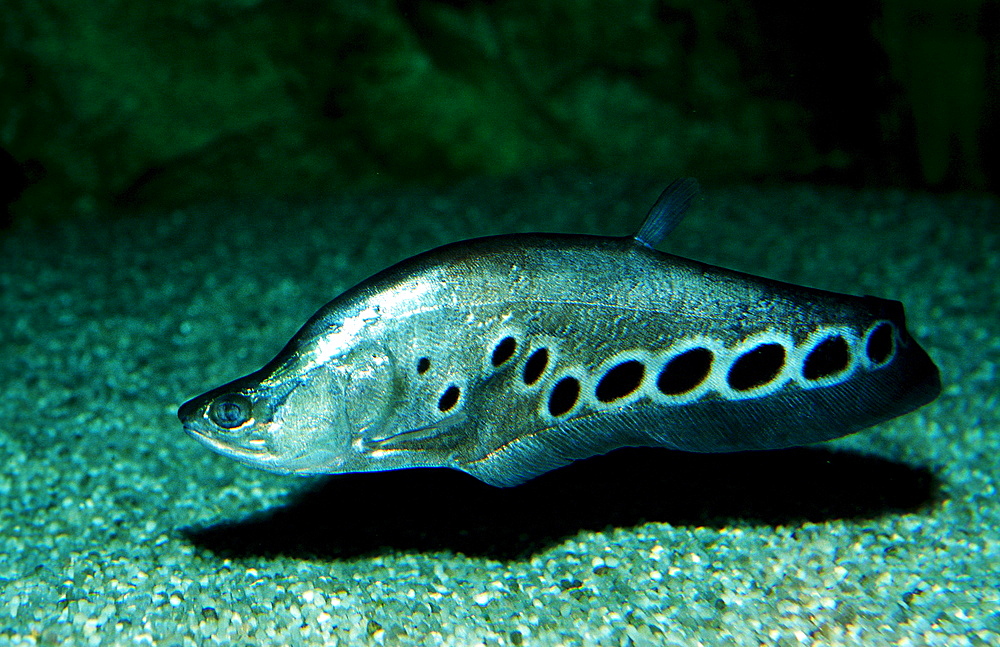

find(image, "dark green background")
[1,0,996,224]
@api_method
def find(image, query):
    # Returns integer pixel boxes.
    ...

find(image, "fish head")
[177,322,409,475]
[177,357,362,475]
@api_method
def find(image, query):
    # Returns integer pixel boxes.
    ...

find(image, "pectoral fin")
[366,413,468,452]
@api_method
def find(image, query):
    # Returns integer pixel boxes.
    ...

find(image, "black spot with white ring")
[548,376,581,417]
[803,335,851,380]
[727,343,785,391]
[522,348,549,386]
[866,322,895,366]
[491,336,517,367]
[657,347,713,395]
[416,357,431,375]
[437,385,460,412]
[595,359,646,403]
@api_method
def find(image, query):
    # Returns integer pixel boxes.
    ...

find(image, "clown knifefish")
[178,179,940,487]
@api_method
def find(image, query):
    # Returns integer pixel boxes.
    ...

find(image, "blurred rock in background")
[0,0,996,224]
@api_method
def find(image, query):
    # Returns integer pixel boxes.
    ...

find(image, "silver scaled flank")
[178,179,940,487]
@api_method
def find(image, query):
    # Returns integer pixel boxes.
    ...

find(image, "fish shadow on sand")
[183,446,938,562]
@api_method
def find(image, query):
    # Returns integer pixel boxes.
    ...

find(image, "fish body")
[179,180,940,487]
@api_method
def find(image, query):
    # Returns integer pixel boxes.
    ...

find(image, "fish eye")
[208,393,253,429]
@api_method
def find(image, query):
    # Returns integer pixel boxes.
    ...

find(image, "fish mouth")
[182,424,316,475]
[183,425,272,463]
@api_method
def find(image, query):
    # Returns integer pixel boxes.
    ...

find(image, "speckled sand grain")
[1,175,997,646]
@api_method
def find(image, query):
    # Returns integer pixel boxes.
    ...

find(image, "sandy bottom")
[1,174,997,645]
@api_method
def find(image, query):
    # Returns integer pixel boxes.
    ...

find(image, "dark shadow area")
[182,446,939,562]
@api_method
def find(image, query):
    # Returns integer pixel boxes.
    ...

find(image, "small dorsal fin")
[632,177,700,248]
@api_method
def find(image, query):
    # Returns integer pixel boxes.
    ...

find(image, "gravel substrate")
[1,174,997,645]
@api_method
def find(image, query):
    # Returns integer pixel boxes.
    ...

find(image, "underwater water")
[1,174,997,645]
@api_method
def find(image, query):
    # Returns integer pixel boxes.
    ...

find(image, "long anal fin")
[460,415,648,487]
[633,177,700,247]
